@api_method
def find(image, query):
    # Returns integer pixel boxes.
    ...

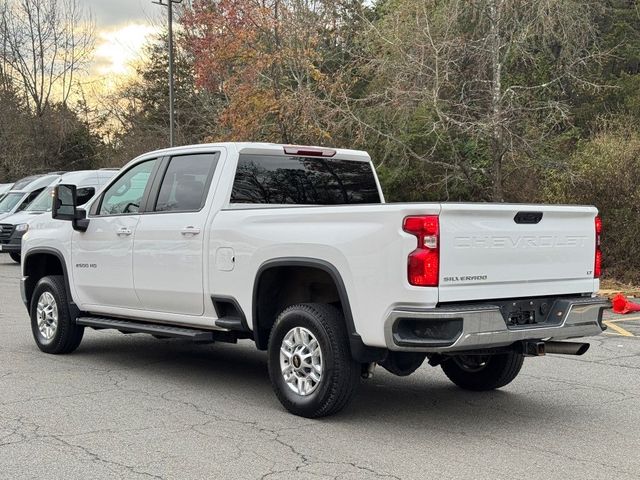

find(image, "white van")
[0,170,116,263]
[0,174,62,223]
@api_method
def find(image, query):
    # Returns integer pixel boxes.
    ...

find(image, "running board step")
[214,317,246,331]
[76,316,216,341]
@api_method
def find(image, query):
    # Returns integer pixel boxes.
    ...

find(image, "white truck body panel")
[71,215,141,308]
[438,203,598,303]
[209,203,440,347]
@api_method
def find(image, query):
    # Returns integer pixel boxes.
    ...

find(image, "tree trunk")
[489,0,504,202]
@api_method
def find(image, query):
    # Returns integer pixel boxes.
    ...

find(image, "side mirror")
[52,184,90,232]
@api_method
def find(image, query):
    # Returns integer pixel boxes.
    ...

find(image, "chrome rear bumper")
[384,296,609,353]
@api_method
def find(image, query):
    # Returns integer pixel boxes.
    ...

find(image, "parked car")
[0,183,14,201]
[20,143,608,417]
[0,170,117,263]
[0,174,61,223]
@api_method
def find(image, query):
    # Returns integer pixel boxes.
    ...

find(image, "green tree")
[339,0,607,201]
[180,0,367,144]
[545,118,640,283]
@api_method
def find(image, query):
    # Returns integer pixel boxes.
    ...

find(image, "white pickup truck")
[20,143,608,417]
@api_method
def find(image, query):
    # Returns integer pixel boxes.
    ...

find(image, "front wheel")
[268,303,360,418]
[441,352,524,391]
[30,275,84,354]
[9,252,20,263]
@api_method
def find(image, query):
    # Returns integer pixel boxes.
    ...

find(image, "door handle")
[116,227,132,236]
[181,226,201,236]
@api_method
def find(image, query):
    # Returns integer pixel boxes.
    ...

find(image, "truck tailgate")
[438,203,598,302]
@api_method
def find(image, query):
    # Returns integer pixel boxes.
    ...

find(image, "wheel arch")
[22,247,79,319]
[251,257,385,362]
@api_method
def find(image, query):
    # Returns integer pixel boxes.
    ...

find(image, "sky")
[85,0,164,90]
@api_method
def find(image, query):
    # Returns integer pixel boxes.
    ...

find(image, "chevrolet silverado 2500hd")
[20,143,608,417]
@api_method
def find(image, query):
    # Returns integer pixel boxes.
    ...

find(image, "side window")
[76,187,95,206]
[154,153,218,212]
[99,159,157,215]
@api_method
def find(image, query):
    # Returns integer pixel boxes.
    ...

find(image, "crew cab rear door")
[132,152,220,316]
[438,203,598,302]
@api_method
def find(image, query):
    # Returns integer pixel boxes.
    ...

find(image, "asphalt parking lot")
[1,257,639,479]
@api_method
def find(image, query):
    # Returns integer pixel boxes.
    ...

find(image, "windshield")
[25,185,96,212]
[12,176,40,190]
[0,192,24,213]
[25,187,55,212]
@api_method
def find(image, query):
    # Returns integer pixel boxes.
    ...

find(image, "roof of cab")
[134,142,372,163]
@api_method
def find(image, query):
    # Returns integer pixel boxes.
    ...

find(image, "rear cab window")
[230,154,381,205]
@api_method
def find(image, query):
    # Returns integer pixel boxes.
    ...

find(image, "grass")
[600,278,640,298]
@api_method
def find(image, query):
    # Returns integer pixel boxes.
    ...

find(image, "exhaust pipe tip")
[574,343,590,356]
[544,341,590,356]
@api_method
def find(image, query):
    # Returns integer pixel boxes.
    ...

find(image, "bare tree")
[0,0,94,116]
[337,0,607,201]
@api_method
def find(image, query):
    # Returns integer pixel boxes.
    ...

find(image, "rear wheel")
[9,252,20,263]
[268,303,360,418]
[30,275,84,354]
[441,352,524,391]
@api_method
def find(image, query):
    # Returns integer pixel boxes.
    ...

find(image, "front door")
[133,152,219,315]
[72,158,159,309]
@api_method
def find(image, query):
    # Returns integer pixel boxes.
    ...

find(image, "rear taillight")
[403,215,439,286]
[594,215,602,278]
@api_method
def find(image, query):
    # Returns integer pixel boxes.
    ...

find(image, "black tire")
[30,275,84,354]
[9,252,20,263]
[268,303,360,418]
[441,352,524,391]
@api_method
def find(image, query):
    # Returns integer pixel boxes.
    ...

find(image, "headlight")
[15,223,29,233]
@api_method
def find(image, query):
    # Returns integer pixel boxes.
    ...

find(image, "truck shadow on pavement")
[66,332,570,428]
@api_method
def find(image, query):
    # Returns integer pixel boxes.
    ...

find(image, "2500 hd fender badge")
[75,263,97,269]
[443,275,488,282]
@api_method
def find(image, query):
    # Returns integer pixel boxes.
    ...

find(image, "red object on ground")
[611,293,640,314]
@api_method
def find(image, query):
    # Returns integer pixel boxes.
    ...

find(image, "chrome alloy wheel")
[36,292,58,341]
[280,326,323,396]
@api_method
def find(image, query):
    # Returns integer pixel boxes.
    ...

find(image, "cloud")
[80,2,167,102]
[93,23,158,77]
[86,0,155,28]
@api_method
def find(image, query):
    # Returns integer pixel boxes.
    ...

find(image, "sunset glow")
[93,23,157,79]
